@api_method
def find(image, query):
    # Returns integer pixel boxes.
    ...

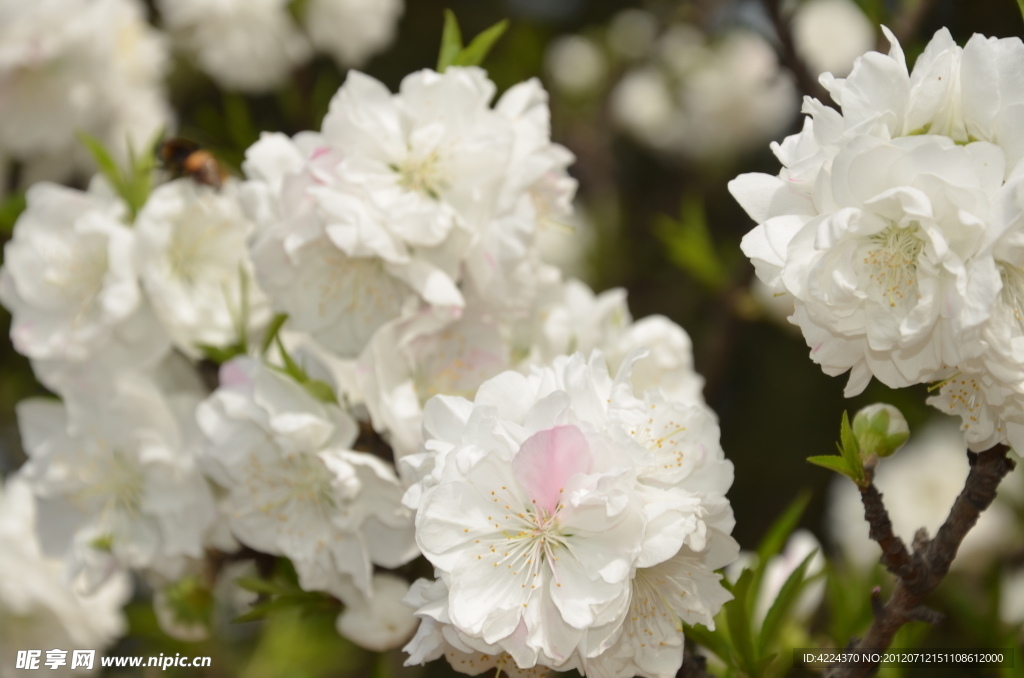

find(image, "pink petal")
[513,425,592,516]
[219,359,253,388]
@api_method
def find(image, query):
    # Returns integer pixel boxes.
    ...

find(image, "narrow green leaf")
[807,455,854,478]
[304,379,339,406]
[260,313,289,355]
[237,263,250,350]
[1017,0,1024,29]
[77,132,125,195]
[223,93,258,151]
[453,19,510,68]
[275,335,308,384]
[840,410,866,484]
[0,192,27,235]
[755,491,811,570]
[196,343,246,365]
[751,490,811,619]
[725,569,757,674]
[682,623,735,670]
[758,550,818,654]
[437,9,464,72]
[235,577,287,595]
[654,195,728,291]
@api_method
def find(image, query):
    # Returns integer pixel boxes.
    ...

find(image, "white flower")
[0,476,130,676]
[336,573,418,651]
[545,36,607,96]
[607,10,659,61]
[242,68,573,357]
[405,351,735,673]
[613,27,798,160]
[402,577,551,678]
[357,299,511,460]
[0,0,170,167]
[612,315,705,406]
[0,181,169,380]
[135,178,270,356]
[197,357,417,601]
[17,373,215,581]
[754,530,825,625]
[793,0,875,78]
[303,0,403,69]
[157,0,311,93]
[1001,567,1024,628]
[828,420,1022,572]
[733,28,1024,407]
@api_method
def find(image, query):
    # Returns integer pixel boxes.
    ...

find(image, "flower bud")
[852,403,909,459]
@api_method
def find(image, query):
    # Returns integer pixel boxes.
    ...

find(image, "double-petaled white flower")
[197,357,417,602]
[0,477,131,670]
[156,0,311,93]
[403,351,735,675]
[0,182,168,376]
[302,0,404,69]
[241,67,575,358]
[17,374,216,581]
[135,178,270,356]
[0,0,170,173]
[733,28,1024,413]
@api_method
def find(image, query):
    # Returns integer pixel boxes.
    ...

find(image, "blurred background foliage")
[3,0,1024,676]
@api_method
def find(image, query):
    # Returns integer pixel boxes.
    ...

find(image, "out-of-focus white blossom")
[793,0,875,78]
[303,0,404,69]
[546,35,607,96]
[157,0,311,93]
[1001,567,1024,629]
[755,530,825,625]
[0,0,170,172]
[336,573,418,652]
[403,351,735,675]
[0,477,130,677]
[829,421,1022,572]
[607,9,659,61]
[135,178,270,357]
[197,357,417,602]
[18,374,215,582]
[613,25,797,161]
[0,181,169,391]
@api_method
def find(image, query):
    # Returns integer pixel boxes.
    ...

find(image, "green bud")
[852,403,909,459]
[155,576,214,642]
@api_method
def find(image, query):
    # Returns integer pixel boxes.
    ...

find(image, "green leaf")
[78,132,126,199]
[839,410,866,484]
[196,343,246,365]
[1018,0,1024,28]
[755,491,811,571]
[654,194,728,291]
[453,19,510,68]
[304,379,339,405]
[682,623,734,670]
[260,313,289,355]
[725,569,757,674]
[758,550,819,655]
[437,9,464,71]
[807,455,855,478]
[236,577,291,595]
[275,335,307,383]
[0,191,26,235]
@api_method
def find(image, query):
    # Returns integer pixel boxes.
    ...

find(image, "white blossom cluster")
[733,28,1024,451]
[611,23,798,161]
[155,0,404,92]
[0,0,171,183]
[0,57,735,672]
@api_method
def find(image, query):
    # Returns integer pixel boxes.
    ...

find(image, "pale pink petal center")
[512,425,592,516]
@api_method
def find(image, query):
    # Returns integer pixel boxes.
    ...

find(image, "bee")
[158,138,227,189]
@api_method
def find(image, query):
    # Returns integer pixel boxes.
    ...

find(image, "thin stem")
[826,444,1016,678]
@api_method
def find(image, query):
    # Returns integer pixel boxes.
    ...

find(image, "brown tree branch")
[762,0,830,103]
[679,646,714,678]
[826,444,1016,678]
